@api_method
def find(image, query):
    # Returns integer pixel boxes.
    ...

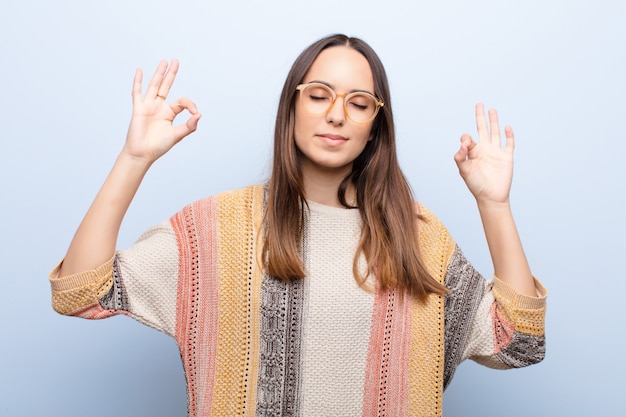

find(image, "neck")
[301,162,355,208]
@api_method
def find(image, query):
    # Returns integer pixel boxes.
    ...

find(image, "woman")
[49,34,546,416]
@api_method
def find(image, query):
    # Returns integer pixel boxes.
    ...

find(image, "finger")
[504,125,515,152]
[168,97,201,142]
[453,133,472,165]
[453,142,468,165]
[475,103,489,143]
[145,60,169,99]
[169,97,199,117]
[460,133,476,153]
[131,68,143,104]
[157,59,179,99]
[489,108,501,147]
[172,113,202,142]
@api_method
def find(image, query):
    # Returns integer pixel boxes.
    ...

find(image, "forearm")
[59,153,152,277]
[477,200,537,297]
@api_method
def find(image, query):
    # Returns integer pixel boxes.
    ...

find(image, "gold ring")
[157,94,166,100]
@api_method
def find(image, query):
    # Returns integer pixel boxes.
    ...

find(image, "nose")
[326,93,346,125]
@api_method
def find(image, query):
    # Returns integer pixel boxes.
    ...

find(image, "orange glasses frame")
[296,82,384,124]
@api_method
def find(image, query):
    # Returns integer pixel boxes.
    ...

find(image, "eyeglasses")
[296,82,384,124]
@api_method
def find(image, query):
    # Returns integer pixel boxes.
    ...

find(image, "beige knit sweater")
[50,185,547,416]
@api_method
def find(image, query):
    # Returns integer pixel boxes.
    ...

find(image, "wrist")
[117,149,155,172]
[476,199,512,217]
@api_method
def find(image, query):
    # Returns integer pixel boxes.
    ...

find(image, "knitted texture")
[298,201,374,416]
[171,196,219,416]
[115,223,179,333]
[492,277,547,336]
[407,204,453,415]
[363,287,412,416]
[256,271,305,415]
[49,257,117,319]
[211,187,261,416]
[49,185,547,417]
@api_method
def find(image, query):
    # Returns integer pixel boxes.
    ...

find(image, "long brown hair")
[262,34,448,301]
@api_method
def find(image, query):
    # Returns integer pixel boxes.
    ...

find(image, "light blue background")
[1,0,624,416]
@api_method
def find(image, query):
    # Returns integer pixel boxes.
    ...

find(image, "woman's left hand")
[454,103,514,205]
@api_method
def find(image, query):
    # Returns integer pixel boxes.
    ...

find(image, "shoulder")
[413,202,457,280]
[175,184,266,214]
[414,202,449,238]
[215,184,266,204]
[169,184,266,232]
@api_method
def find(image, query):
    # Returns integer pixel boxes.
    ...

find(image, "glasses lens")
[301,84,334,115]
[345,93,378,123]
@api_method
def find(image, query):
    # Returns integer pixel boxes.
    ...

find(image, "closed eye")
[349,102,369,111]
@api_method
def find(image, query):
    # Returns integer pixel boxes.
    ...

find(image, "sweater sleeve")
[442,246,547,388]
[48,220,180,337]
[49,255,120,320]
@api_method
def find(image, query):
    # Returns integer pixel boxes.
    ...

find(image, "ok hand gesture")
[453,103,515,205]
[123,59,202,163]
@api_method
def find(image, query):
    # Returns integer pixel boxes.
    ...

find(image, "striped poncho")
[49,185,546,416]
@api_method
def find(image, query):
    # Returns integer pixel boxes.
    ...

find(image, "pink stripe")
[71,303,122,319]
[363,290,385,415]
[193,198,220,415]
[363,288,411,416]
[172,197,219,417]
[171,207,197,416]
[491,302,514,353]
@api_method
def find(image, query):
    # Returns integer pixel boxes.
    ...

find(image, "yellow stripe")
[49,257,114,315]
[212,186,263,416]
[407,205,454,416]
[492,277,547,337]
[248,185,265,415]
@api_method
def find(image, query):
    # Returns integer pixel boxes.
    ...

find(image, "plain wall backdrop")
[1,0,624,415]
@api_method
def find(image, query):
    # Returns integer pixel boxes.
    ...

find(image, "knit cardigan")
[49,185,547,416]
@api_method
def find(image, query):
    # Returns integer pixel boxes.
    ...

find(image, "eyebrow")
[307,79,375,96]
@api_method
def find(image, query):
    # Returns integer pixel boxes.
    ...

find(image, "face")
[294,46,376,179]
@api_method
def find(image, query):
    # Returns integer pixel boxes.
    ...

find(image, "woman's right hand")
[58,60,200,277]
[123,59,201,164]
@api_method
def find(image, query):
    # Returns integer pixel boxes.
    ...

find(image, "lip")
[317,133,348,146]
